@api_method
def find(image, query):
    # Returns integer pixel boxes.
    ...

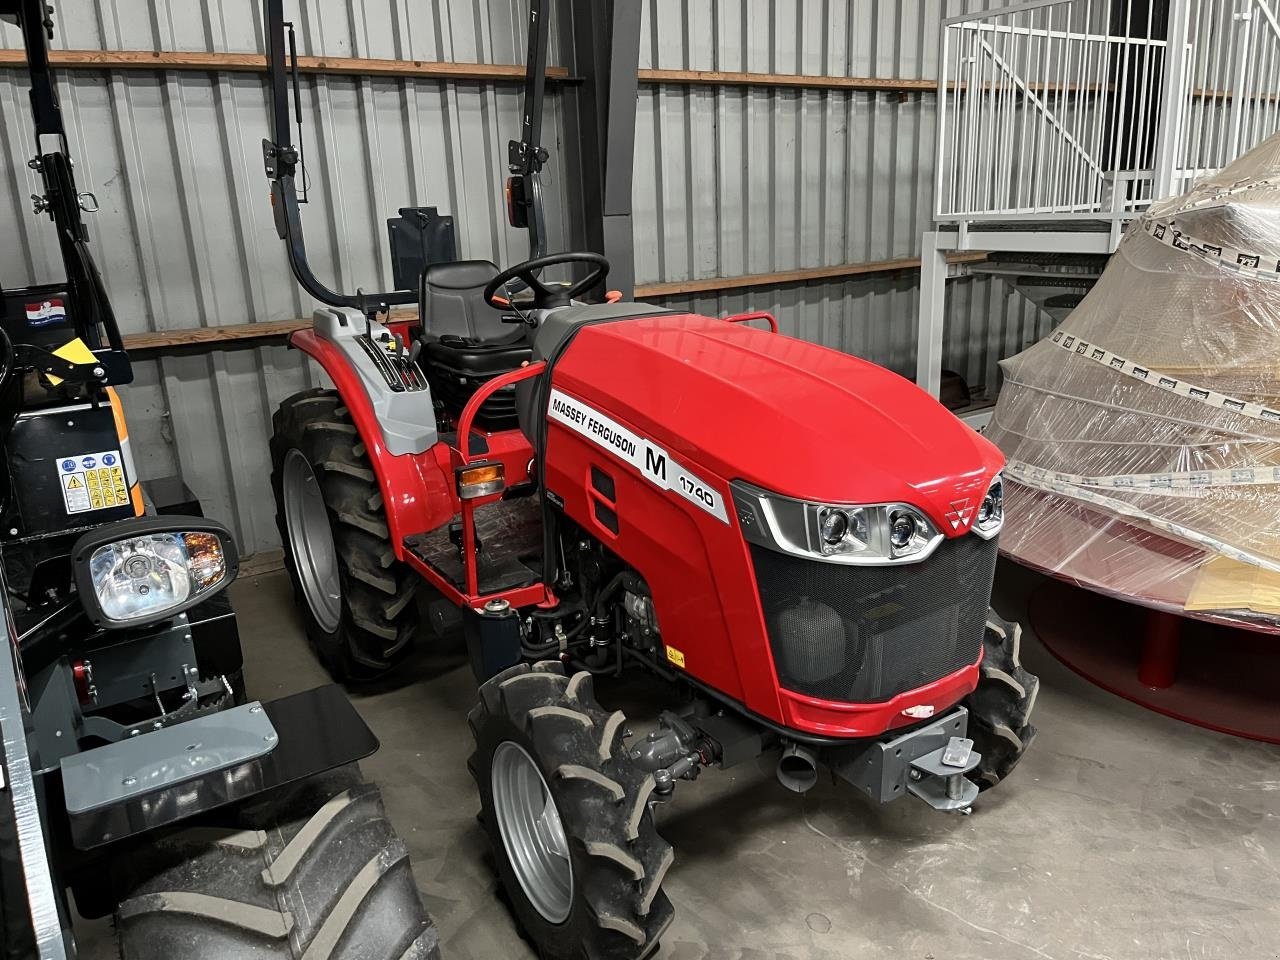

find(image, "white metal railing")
[935,0,1280,224]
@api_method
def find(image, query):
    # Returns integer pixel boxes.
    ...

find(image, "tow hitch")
[831,706,982,813]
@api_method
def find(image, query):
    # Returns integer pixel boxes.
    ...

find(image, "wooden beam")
[122,307,424,353]
[4,49,1279,105]
[632,252,987,298]
[638,68,937,94]
[0,48,571,83]
[121,254,986,354]
[0,48,938,92]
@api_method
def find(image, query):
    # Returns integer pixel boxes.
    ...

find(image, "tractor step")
[405,496,542,595]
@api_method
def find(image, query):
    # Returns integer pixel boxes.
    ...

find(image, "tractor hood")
[550,312,1004,532]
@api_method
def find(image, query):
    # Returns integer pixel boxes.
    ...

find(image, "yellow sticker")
[664,645,686,669]
[45,337,98,387]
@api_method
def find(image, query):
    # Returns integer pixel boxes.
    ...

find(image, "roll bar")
[507,0,551,262]
[261,0,552,315]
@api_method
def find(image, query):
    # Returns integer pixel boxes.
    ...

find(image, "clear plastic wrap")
[987,134,1280,629]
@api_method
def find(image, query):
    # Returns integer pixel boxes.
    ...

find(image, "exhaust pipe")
[776,743,819,794]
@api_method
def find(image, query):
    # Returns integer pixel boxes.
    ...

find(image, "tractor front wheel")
[965,610,1040,789]
[270,389,421,681]
[469,662,675,960]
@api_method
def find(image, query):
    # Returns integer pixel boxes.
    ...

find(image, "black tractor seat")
[418,259,532,429]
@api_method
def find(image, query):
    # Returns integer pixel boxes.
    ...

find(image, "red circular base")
[1028,578,1280,744]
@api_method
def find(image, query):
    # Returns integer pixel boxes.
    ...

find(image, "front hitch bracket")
[829,706,980,812]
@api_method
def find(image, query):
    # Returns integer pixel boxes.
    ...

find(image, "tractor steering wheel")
[483,251,610,312]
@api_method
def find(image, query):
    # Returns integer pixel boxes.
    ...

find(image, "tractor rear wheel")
[270,389,421,680]
[469,662,675,960]
[965,610,1040,789]
[114,765,439,960]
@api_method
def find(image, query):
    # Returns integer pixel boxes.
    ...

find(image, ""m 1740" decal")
[548,388,729,524]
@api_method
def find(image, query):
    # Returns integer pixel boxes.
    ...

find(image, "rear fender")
[290,315,538,553]
[290,319,454,552]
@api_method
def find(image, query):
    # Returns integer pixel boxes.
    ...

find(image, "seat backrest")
[419,259,508,342]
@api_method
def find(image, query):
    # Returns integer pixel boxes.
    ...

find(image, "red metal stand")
[1138,610,1181,689]
[1028,577,1280,744]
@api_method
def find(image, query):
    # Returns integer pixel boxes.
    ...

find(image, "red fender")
[290,329,455,555]
[289,330,536,560]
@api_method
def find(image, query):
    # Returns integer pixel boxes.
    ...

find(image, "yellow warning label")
[664,645,686,669]
[57,450,126,513]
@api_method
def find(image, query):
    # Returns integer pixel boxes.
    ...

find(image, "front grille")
[749,534,997,704]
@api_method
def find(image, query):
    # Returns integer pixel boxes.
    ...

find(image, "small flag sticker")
[25,298,67,327]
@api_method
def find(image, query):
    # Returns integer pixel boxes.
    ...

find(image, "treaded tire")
[965,610,1040,789]
[270,388,421,680]
[469,662,675,960]
[114,765,439,960]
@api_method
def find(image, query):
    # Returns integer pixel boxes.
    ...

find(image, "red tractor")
[261,5,1038,958]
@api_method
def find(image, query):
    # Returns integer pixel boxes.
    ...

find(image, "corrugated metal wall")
[0,0,1032,554]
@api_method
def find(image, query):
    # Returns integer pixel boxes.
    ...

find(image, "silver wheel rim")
[282,448,342,634]
[491,740,573,923]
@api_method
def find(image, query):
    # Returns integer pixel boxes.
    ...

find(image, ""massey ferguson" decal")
[548,388,729,524]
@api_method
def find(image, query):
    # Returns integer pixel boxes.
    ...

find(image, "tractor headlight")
[972,473,1004,540]
[731,482,943,565]
[888,507,933,558]
[817,507,871,557]
[72,517,239,629]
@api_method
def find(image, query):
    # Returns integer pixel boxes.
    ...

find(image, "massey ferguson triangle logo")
[944,499,973,530]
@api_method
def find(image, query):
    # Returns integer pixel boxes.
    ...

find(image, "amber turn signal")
[457,461,505,500]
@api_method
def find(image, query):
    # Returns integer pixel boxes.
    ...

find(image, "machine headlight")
[817,507,871,556]
[731,482,944,565]
[72,517,239,628]
[888,508,932,558]
[972,473,1004,540]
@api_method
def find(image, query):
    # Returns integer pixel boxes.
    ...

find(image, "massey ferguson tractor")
[262,2,1039,957]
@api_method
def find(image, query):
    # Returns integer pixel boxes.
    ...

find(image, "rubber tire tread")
[964,609,1040,789]
[469,662,675,960]
[114,765,439,960]
[270,389,420,680]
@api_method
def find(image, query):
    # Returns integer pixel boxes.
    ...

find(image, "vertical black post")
[15,0,62,140]
[517,0,549,168]
[264,0,294,167]
[1104,0,1171,171]
[559,0,641,299]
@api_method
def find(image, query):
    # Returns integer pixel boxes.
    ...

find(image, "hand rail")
[722,311,778,333]
[451,360,547,598]
[452,361,547,465]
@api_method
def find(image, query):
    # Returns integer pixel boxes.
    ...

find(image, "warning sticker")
[57,450,129,514]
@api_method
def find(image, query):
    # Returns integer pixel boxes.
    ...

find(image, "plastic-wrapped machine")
[987,133,1280,630]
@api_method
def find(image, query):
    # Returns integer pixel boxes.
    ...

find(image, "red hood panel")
[552,313,1004,531]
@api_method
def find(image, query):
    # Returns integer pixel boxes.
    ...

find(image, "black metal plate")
[6,404,135,538]
[66,684,378,850]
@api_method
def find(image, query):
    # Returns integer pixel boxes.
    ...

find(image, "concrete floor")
[85,560,1280,959]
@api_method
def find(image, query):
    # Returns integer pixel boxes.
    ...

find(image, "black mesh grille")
[749,535,997,704]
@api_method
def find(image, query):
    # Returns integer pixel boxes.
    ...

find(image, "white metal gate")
[935,0,1280,226]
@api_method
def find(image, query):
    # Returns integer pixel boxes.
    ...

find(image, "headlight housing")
[732,482,943,565]
[72,517,239,629]
[972,473,1004,540]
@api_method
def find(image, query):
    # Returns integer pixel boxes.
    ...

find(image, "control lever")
[500,313,535,326]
